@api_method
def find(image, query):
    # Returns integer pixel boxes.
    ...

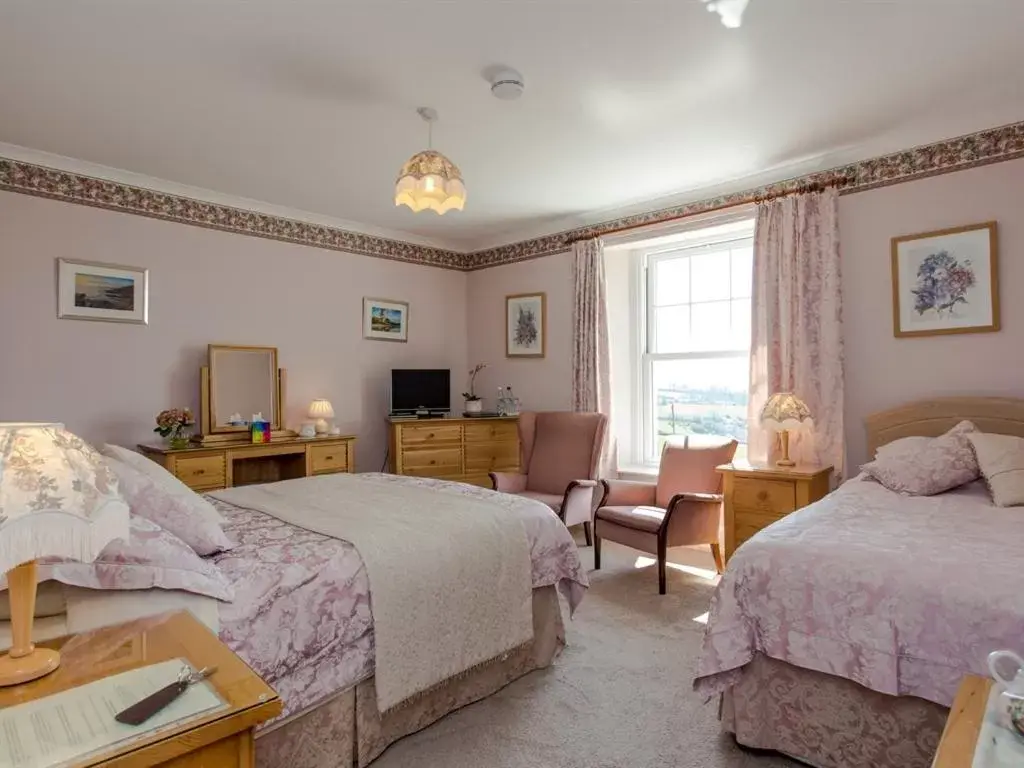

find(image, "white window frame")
[629,224,755,467]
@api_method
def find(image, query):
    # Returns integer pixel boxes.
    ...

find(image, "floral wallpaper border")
[2,119,1023,272]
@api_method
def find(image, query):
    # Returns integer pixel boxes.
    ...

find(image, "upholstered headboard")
[864,397,1024,458]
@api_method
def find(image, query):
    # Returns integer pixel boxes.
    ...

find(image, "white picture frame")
[363,297,409,343]
[506,292,546,358]
[57,258,149,324]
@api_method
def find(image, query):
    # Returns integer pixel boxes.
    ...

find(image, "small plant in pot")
[463,363,487,414]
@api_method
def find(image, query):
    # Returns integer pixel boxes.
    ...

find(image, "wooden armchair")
[595,438,738,593]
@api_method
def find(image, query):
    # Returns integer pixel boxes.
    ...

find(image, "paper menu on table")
[0,658,225,768]
[972,684,1024,768]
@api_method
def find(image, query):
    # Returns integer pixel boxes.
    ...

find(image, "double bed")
[694,397,1024,768]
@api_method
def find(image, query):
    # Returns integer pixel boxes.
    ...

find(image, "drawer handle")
[195,469,206,475]
[429,459,436,465]
[757,490,768,501]
[325,455,334,461]
[427,433,435,439]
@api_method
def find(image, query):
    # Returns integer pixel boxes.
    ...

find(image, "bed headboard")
[865,397,1024,458]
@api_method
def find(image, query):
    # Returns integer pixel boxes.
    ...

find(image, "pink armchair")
[595,438,738,594]
[490,411,608,545]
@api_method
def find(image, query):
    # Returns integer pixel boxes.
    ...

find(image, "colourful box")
[251,421,271,444]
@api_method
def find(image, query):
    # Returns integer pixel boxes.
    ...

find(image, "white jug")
[988,650,1024,737]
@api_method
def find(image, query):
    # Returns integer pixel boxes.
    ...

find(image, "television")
[390,369,451,416]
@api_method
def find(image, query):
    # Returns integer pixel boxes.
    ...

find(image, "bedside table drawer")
[733,478,796,515]
[174,455,226,489]
[310,444,349,474]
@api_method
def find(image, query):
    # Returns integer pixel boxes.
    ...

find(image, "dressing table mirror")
[198,344,294,444]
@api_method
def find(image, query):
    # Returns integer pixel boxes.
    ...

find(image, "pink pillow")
[6,517,234,601]
[861,420,980,495]
[106,457,233,556]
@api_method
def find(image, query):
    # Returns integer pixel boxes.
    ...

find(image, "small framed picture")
[891,222,999,338]
[363,297,409,342]
[506,292,546,358]
[57,259,149,324]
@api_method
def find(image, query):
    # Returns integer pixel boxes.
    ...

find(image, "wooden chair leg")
[657,536,667,595]
[593,533,601,570]
[583,521,593,547]
[710,542,725,574]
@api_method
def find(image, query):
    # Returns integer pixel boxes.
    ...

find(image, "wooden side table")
[933,675,992,768]
[718,460,833,563]
[0,610,281,767]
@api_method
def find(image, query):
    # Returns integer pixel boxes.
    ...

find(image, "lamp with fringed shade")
[0,423,129,685]
[759,393,813,467]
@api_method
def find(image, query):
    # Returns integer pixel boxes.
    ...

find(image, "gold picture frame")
[506,292,547,358]
[891,221,999,338]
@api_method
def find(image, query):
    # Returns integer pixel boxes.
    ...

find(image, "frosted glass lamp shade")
[308,400,335,435]
[394,150,466,214]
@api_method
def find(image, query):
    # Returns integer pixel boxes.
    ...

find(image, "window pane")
[653,257,689,306]
[653,306,690,353]
[689,301,732,351]
[730,299,751,348]
[731,246,753,298]
[651,357,748,459]
[690,251,731,302]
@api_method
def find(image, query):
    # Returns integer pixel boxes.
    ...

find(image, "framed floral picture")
[363,297,409,342]
[57,258,149,324]
[506,292,546,358]
[891,222,999,338]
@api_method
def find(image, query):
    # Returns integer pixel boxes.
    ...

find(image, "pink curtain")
[571,238,616,476]
[748,189,845,478]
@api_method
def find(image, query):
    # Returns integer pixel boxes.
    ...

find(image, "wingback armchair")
[595,438,738,593]
[490,411,608,545]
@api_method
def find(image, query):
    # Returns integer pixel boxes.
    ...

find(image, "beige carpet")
[372,540,797,768]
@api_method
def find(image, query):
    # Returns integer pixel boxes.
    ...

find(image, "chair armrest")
[562,480,598,527]
[669,492,723,506]
[661,493,724,540]
[490,472,529,493]
[602,479,657,507]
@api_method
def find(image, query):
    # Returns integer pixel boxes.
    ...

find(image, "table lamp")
[759,393,813,467]
[308,399,335,435]
[0,423,129,686]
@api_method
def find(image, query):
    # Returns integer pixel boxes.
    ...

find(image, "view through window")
[639,220,754,463]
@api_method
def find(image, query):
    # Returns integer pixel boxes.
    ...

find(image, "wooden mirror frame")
[198,344,294,445]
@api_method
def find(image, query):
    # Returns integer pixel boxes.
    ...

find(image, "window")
[632,220,754,465]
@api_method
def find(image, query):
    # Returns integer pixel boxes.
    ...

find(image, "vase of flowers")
[155,407,195,449]
[462,363,487,414]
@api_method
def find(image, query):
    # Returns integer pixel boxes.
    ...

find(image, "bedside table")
[0,610,281,767]
[933,675,991,767]
[718,460,833,563]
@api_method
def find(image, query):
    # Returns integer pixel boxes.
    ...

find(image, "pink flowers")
[154,407,195,438]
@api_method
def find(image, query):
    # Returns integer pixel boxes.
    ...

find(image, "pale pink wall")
[465,251,574,411]
[841,158,1024,466]
[467,159,1024,468]
[0,191,468,470]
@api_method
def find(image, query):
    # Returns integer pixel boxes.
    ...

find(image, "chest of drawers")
[388,416,519,487]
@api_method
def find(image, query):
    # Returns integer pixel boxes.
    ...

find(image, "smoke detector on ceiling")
[489,67,525,100]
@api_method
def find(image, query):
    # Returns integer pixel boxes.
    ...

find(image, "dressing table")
[140,344,355,490]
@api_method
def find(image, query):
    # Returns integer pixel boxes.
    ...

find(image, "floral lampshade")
[394,150,467,215]
[0,423,129,574]
[759,393,814,431]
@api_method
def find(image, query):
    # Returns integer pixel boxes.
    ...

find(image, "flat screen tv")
[390,369,451,415]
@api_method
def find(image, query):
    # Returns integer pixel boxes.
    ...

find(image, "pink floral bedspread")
[694,476,1024,708]
[210,474,587,720]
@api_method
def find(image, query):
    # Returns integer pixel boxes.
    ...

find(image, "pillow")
[0,517,235,602]
[101,444,226,524]
[875,436,934,460]
[861,420,980,495]
[105,456,233,556]
[967,432,1024,507]
[0,581,66,621]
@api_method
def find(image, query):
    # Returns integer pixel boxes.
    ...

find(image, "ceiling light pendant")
[394,107,466,215]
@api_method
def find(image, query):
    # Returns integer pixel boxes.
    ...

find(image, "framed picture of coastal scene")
[506,292,546,358]
[57,258,149,324]
[363,297,409,342]
[891,222,999,338]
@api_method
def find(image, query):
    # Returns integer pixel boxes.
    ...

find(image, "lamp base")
[774,429,796,467]
[314,418,329,435]
[0,647,60,687]
[774,458,796,468]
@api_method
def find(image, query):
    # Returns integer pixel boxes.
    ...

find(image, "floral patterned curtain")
[748,189,845,478]
[571,238,616,476]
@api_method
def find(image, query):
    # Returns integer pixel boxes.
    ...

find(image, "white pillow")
[875,436,934,460]
[967,432,1024,507]
[101,444,226,524]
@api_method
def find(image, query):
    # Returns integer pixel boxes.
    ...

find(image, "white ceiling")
[1,1,1023,251]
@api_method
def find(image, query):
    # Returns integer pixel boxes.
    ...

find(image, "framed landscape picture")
[363,297,409,342]
[506,292,546,358]
[891,222,999,338]
[57,259,149,324]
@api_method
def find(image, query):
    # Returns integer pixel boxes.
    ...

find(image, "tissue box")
[251,421,271,444]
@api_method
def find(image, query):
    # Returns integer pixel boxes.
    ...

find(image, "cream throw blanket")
[211,474,533,712]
